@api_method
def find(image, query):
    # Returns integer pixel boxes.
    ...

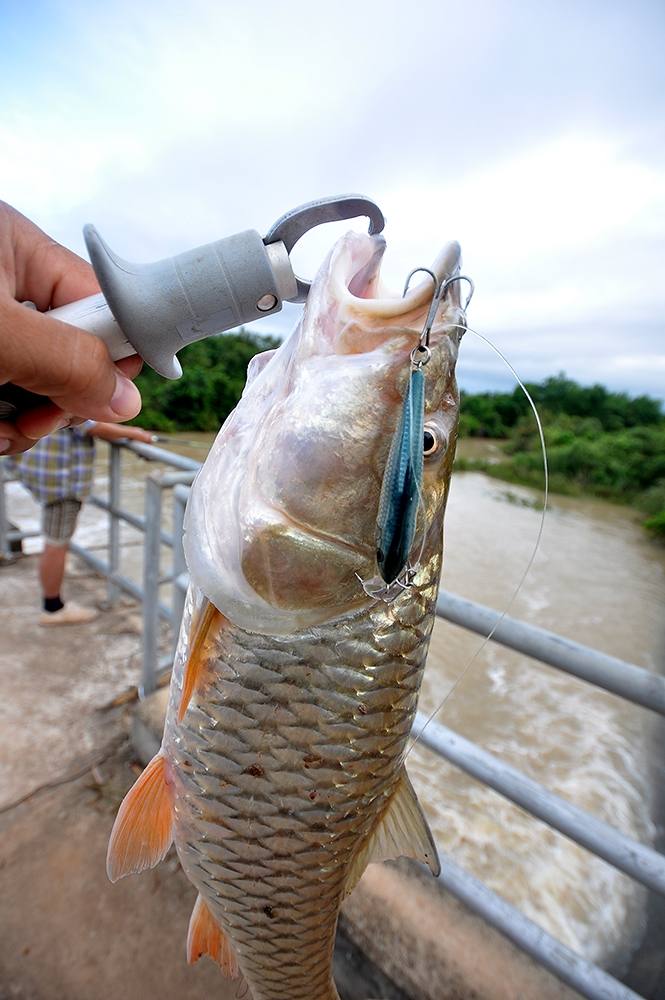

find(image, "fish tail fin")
[106,752,174,882]
[187,893,240,980]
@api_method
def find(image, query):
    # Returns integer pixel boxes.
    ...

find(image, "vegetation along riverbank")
[131,334,665,539]
[457,374,665,537]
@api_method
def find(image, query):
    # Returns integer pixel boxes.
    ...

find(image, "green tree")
[457,375,664,539]
[132,330,281,432]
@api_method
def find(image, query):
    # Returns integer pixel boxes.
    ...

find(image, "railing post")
[0,462,9,561]
[171,483,188,653]
[107,442,121,604]
[142,473,163,696]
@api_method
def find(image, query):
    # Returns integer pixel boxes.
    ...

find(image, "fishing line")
[406,321,549,759]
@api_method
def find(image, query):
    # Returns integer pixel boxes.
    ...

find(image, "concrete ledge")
[342,862,576,1000]
[132,687,169,764]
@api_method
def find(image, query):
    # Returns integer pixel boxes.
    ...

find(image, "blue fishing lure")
[371,269,472,591]
[376,366,425,584]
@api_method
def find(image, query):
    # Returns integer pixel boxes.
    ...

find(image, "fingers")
[116,354,143,380]
[0,298,142,426]
[0,201,100,308]
[0,356,144,450]
[0,421,41,456]
[12,403,71,443]
[0,203,145,453]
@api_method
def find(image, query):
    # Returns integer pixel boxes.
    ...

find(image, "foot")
[39,602,100,626]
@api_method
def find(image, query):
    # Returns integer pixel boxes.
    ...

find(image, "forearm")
[88,422,155,443]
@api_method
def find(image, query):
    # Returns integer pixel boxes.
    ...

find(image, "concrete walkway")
[0,553,235,1000]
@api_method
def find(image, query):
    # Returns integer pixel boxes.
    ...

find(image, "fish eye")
[423,424,442,457]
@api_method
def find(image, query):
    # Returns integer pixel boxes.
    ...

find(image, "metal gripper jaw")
[84,195,385,379]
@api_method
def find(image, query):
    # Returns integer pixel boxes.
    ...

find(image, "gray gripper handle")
[84,227,297,379]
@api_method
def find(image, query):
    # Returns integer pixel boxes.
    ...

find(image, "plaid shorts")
[42,498,82,546]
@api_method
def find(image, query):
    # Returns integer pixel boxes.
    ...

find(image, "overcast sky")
[1,0,664,397]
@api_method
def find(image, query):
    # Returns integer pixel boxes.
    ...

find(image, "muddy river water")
[5,434,665,970]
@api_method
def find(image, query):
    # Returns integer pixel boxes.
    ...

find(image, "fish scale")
[162,547,441,1000]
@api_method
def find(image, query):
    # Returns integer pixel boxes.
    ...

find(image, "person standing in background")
[5,421,154,625]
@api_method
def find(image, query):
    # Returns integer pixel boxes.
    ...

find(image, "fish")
[106,229,467,1000]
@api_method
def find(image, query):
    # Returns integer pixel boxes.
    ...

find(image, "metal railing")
[1,439,663,1000]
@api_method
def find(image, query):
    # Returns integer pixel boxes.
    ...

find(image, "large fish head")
[184,230,465,635]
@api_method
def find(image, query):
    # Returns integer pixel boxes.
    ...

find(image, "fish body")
[107,231,466,1000]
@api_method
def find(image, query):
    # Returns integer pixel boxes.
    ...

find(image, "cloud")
[1,0,663,397]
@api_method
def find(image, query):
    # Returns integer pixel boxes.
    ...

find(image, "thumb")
[0,298,142,425]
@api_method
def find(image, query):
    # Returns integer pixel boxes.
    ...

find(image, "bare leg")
[39,543,68,599]
[38,503,98,625]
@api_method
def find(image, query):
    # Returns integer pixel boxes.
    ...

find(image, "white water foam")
[408,471,664,965]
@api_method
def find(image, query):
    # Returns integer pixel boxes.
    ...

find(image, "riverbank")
[454,440,665,539]
[457,375,665,538]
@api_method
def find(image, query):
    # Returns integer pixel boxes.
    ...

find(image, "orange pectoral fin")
[178,600,224,722]
[187,893,240,979]
[106,753,174,883]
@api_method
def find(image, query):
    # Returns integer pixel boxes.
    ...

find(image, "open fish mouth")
[346,237,387,298]
[332,232,462,318]
[311,231,463,360]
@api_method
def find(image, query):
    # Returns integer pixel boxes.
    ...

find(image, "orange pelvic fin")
[344,766,440,897]
[187,893,240,979]
[106,752,174,883]
[178,599,224,722]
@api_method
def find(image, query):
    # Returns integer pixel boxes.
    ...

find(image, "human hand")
[0,201,143,456]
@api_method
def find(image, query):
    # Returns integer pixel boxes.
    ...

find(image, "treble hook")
[402,266,438,298]
[402,268,475,367]
[441,273,475,311]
